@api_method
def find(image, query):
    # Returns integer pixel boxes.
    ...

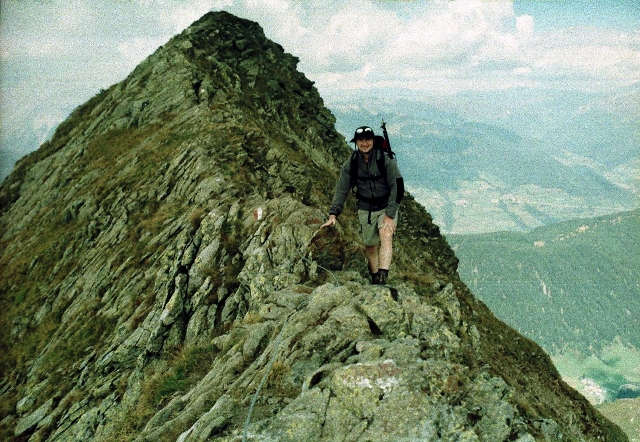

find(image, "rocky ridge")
[0,11,627,442]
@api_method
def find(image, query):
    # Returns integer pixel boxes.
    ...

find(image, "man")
[321,125,404,285]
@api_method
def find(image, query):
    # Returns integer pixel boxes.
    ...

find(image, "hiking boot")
[378,269,388,285]
[370,272,380,285]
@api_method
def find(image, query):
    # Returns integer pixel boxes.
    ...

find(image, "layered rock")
[0,11,626,442]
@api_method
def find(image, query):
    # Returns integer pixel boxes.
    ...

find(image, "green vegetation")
[449,209,640,405]
[552,340,640,402]
[450,209,640,353]
[108,343,219,441]
[153,345,219,404]
[597,397,640,441]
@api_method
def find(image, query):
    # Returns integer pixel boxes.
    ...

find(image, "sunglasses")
[356,127,373,134]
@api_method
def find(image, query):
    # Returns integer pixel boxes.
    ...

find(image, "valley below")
[450,209,640,440]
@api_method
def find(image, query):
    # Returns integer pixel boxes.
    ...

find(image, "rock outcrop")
[0,11,627,442]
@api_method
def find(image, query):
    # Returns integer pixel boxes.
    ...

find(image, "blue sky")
[514,0,640,32]
[1,0,638,180]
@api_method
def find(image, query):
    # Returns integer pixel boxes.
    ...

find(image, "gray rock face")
[14,398,53,437]
[0,10,627,442]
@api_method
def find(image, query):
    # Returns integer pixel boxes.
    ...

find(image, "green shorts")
[358,209,398,247]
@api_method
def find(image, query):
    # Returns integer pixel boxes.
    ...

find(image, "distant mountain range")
[331,98,638,234]
[449,208,640,352]
[449,209,640,403]
[5,83,637,238]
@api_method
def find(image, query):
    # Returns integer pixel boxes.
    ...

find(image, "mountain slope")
[598,398,640,442]
[450,209,640,408]
[450,209,640,353]
[0,11,626,442]
[331,101,638,234]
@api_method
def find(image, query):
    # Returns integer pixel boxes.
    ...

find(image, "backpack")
[349,137,395,205]
[373,134,394,157]
[349,139,391,187]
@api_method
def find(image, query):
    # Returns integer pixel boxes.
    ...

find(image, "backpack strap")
[349,150,359,188]
[376,148,387,179]
[349,149,392,209]
[350,148,389,187]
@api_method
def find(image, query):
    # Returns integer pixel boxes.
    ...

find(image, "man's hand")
[380,215,395,233]
[321,214,337,228]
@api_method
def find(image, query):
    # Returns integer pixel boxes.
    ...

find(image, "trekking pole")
[380,119,393,156]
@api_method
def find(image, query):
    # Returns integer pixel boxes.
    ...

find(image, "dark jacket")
[329,148,403,219]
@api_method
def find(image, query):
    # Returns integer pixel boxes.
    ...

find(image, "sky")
[1,0,639,180]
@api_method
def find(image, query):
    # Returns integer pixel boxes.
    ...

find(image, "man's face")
[356,137,374,154]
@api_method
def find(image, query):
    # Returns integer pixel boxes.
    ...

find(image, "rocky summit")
[0,11,627,442]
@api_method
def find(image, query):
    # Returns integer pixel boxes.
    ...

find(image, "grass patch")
[0,299,114,429]
[137,202,180,234]
[36,310,115,397]
[189,208,207,233]
[597,397,640,441]
[242,311,265,325]
[152,344,219,403]
[552,339,640,403]
[110,343,220,440]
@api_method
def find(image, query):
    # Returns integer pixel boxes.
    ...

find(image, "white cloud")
[2,0,638,89]
[2,0,639,177]
[285,1,639,96]
[513,66,533,76]
[11,39,63,57]
[516,14,534,36]
[157,0,222,33]
[519,28,640,90]
[279,1,530,95]
[117,37,169,63]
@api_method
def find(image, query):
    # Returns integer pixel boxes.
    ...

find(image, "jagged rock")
[16,395,36,416]
[0,10,628,442]
[14,397,53,437]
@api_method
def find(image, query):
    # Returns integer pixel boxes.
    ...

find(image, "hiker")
[321,125,404,285]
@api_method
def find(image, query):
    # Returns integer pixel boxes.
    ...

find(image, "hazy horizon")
[2,0,638,231]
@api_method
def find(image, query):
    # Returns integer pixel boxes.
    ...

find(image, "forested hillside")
[451,208,639,353]
[450,209,640,404]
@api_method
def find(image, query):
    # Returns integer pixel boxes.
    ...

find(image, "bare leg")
[378,223,394,270]
[365,245,379,274]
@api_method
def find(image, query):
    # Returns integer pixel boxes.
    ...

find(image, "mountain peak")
[0,11,627,441]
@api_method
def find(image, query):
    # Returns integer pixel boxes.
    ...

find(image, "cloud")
[153,0,226,34]
[0,0,102,58]
[516,28,640,91]
[2,0,639,174]
[7,0,634,98]
[516,14,534,36]
[282,1,530,95]
[117,37,169,63]
[268,1,640,97]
